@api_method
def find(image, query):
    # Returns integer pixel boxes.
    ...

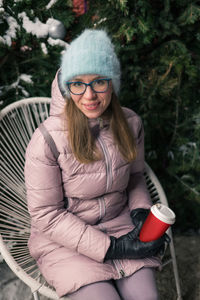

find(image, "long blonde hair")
[64,93,137,164]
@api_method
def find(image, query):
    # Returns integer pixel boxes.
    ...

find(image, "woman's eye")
[95,79,106,86]
[72,82,83,87]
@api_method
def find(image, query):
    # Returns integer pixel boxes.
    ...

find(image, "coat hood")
[50,70,66,117]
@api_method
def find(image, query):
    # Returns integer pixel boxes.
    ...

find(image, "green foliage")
[0,0,75,108]
[78,0,200,231]
[0,0,199,231]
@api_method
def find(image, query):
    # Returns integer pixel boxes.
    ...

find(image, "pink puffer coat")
[25,71,161,297]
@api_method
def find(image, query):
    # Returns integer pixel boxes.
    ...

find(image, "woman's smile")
[83,102,100,110]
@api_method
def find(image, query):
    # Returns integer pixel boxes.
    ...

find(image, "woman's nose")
[83,85,97,100]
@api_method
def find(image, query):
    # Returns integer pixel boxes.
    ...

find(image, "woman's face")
[69,74,113,119]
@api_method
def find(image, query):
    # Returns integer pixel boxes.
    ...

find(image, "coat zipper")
[97,117,104,129]
[97,136,113,192]
[98,197,106,221]
[113,259,126,278]
[97,121,125,278]
[118,260,126,277]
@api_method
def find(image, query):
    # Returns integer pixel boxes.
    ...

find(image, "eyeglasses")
[66,78,111,95]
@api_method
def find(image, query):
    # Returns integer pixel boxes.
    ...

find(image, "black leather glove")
[104,227,168,261]
[130,208,150,230]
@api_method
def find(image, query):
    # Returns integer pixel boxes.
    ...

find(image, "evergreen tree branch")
[170,173,200,196]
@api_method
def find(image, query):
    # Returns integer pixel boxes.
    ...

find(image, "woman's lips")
[83,102,100,110]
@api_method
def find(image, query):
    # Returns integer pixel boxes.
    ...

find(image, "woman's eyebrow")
[72,78,83,81]
[73,76,103,81]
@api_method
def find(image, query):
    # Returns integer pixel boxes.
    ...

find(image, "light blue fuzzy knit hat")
[60,29,121,96]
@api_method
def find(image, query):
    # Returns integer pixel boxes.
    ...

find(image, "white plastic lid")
[151,203,176,224]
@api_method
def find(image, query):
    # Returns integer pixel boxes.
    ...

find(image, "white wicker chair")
[0,97,182,300]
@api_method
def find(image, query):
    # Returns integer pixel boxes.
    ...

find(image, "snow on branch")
[0,15,20,46]
[0,0,4,13]
[0,74,33,97]
[46,0,59,9]
[19,74,33,84]
[17,13,69,49]
[47,37,68,49]
[18,12,49,38]
[41,42,48,54]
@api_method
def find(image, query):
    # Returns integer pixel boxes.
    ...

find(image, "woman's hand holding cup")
[131,204,175,243]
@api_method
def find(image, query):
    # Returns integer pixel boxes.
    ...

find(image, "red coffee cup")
[139,203,176,242]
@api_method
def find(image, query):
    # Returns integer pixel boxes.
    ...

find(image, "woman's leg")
[68,280,121,300]
[115,267,159,300]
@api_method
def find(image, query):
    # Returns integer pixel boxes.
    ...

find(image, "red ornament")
[73,0,89,16]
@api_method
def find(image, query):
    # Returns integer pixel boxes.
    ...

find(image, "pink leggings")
[68,267,159,300]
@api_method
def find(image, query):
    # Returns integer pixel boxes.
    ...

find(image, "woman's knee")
[68,280,121,300]
[115,267,159,300]
[117,288,159,300]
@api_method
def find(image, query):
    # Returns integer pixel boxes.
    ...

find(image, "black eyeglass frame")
[66,78,111,95]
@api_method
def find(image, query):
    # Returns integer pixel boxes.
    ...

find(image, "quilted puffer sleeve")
[25,129,110,263]
[126,112,152,211]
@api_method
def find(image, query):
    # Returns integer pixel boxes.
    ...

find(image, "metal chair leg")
[168,228,182,300]
[33,291,40,300]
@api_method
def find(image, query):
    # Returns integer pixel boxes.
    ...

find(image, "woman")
[25,29,167,300]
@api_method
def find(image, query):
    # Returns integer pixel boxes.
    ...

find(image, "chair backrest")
[0,97,171,300]
[0,97,63,299]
